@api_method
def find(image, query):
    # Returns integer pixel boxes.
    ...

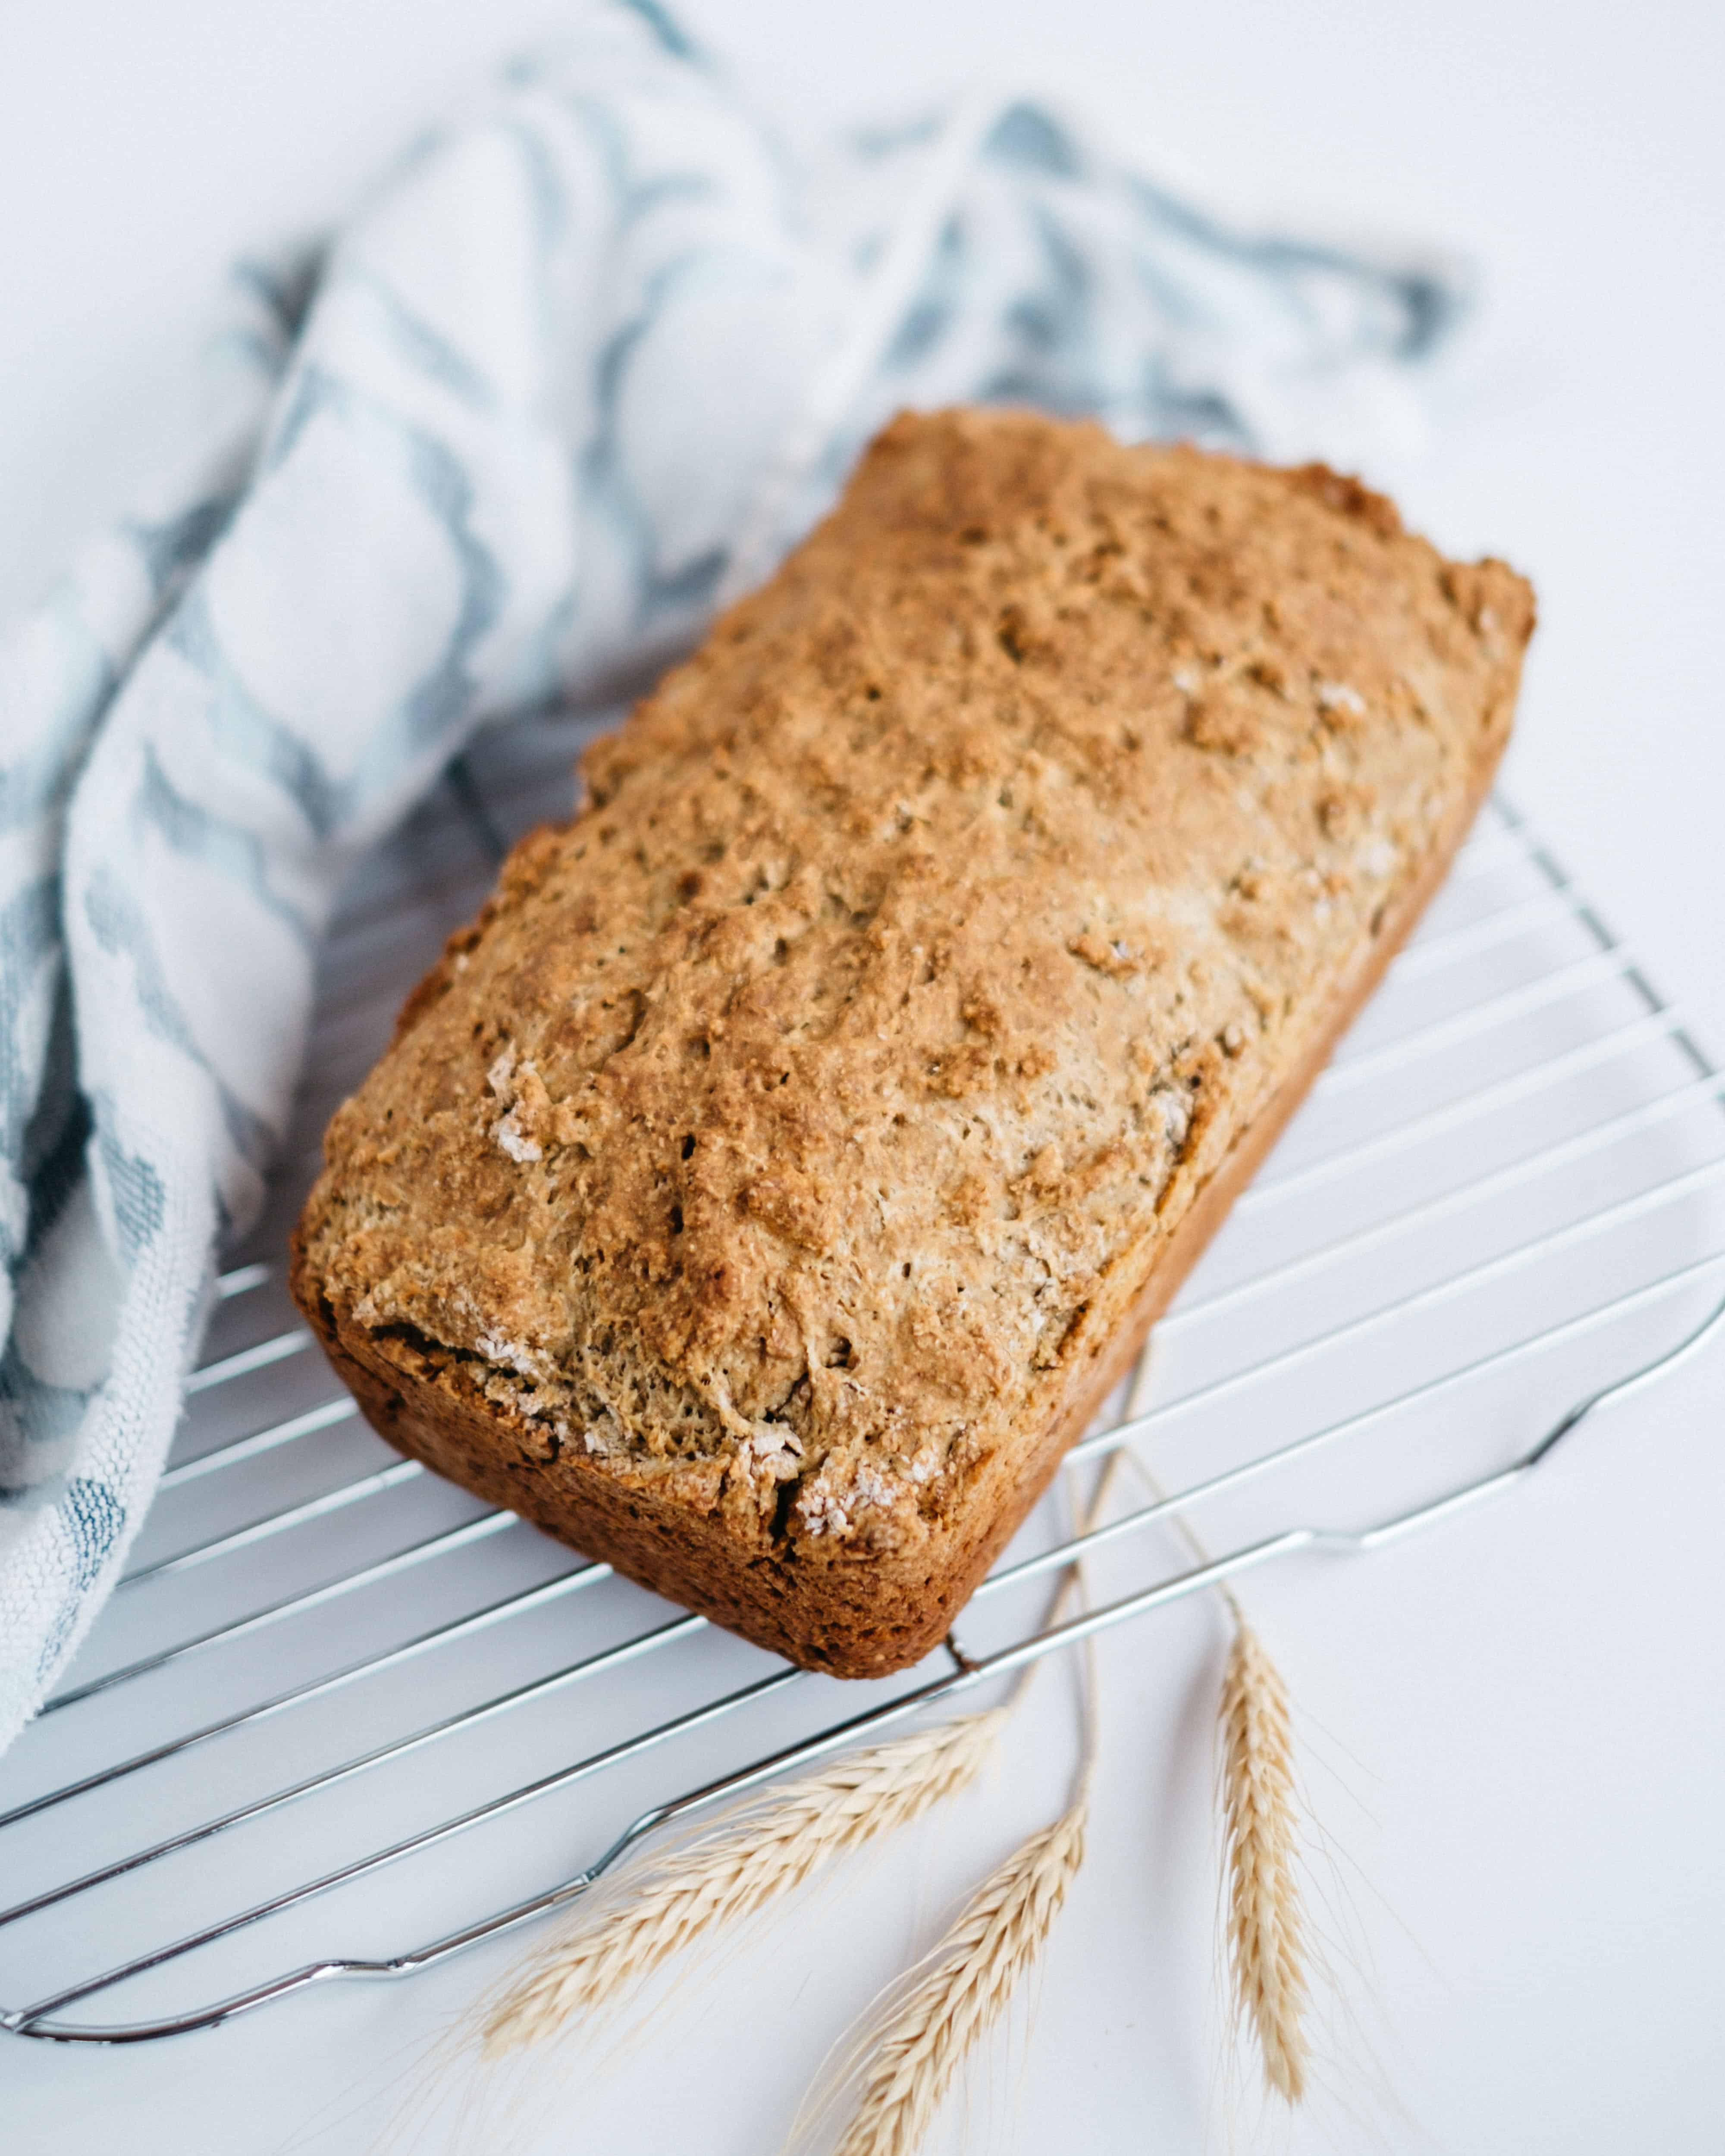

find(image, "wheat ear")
[821,1795,1090,2156]
[1123,1344,1310,2104]
[481,1706,1007,2059]
[1218,1620,1309,2101]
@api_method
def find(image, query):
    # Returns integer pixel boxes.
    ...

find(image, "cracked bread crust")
[290,408,1534,1678]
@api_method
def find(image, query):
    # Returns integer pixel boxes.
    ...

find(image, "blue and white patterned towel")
[0,0,1459,1754]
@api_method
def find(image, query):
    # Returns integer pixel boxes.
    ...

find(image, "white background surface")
[2,2,1723,2150]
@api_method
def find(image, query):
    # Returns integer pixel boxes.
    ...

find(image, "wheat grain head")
[1219,1620,1309,2103]
[794,1792,1089,2156]
[481,1706,1007,2059]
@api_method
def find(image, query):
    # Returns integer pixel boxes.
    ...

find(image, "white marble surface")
[2,3,1723,2149]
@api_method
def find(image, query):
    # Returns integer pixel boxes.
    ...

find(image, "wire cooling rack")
[4,707,1723,2046]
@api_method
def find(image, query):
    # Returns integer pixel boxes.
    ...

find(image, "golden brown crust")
[290,408,1534,1678]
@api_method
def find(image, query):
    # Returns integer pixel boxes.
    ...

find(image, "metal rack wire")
[3,708,1722,2046]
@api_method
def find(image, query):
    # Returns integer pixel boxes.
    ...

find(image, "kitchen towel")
[0,0,1459,1752]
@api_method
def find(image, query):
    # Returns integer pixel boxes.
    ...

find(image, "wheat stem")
[1123,1341,1243,1620]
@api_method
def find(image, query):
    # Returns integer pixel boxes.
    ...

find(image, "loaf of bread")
[290,409,1534,1678]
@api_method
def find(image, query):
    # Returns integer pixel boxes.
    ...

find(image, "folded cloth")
[0,0,1460,1753]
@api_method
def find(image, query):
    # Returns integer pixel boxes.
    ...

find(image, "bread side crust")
[289,716,1505,1677]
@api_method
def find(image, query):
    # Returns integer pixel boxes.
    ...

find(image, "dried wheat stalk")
[1123,1345,1311,2105]
[820,1794,1090,2156]
[482,1705,1007,2058]
[1218,1621,1309,2102]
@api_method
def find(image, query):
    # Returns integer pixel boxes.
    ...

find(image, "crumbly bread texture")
[292,408,1533,1677]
